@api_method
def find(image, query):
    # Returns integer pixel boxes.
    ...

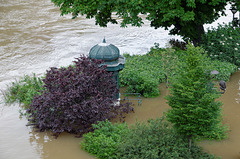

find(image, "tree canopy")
[51,0,238,45]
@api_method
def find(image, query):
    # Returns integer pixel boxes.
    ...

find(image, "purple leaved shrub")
[27,56,133,137]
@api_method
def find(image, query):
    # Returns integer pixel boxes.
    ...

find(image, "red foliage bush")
[27,56,133,137]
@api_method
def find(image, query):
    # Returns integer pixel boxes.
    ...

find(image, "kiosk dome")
[88,38,125,99]
[89,38,120,62]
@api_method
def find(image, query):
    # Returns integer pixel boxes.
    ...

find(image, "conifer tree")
[165,44,223,150]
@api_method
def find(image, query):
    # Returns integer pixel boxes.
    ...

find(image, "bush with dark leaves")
[27,56,133,137]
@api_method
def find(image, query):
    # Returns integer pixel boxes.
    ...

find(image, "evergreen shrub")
[166,44,227,143]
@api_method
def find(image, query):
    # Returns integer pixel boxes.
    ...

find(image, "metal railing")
[120,93,142,106]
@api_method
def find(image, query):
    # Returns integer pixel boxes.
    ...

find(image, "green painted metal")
[120,93,142,106]
[89,38,125,99]
[89,38,120,62]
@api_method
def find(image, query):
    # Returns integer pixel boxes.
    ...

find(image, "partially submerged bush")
[207,60,237,82]
[201,23,240,67]
[81,120,129,159]
[27,56,133,137]
[119,51,165,97]
[3,74,44,107]
[117,118,217,159]
[120,43,237,98]
[122,70,160,97]
[81,118,218,159]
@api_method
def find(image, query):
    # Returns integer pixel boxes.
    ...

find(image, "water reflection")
[0,104,42,159]
[28,128,96,159]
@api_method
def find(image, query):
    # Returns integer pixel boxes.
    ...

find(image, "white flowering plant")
[201,23,240,67]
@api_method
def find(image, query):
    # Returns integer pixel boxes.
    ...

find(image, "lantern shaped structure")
[89,38,125,99]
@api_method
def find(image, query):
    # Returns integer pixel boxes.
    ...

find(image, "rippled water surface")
[0,0,238,159]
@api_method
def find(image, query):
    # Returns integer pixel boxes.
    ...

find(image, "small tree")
[27,56,133,137]
[165,44,223,150]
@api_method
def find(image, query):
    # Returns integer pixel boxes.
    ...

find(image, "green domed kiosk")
[89,38,125,99]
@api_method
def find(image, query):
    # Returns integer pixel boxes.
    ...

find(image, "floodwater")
[0,0,239,159]
[124,72,240,159]
[199,71,240,159]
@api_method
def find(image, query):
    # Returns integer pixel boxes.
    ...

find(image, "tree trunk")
[192,24,204,46]
[188,135,192,152]
[166,74,169,88]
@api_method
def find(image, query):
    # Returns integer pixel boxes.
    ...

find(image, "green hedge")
[81,118,218,159]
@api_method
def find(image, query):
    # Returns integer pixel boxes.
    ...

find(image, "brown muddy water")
[1,73,240,159]
[124,72,240,159]
[0,0,238,158]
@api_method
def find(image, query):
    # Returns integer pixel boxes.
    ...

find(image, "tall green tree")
[51,0,232,45]
[165,44,223,150]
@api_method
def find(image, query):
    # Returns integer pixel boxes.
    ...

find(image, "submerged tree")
[51,0,231,45]
[165,44,224,150]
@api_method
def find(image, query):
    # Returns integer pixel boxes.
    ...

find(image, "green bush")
[178,47,237,82]
[81,120,129,159]
[207,60,237,81]
[124,71,160,97]
[201,23,240,67]
[116,118,217,159]
[81,118,218,159]
[120,44,237,98]
[119,53,165,97]
[3,73,44,107]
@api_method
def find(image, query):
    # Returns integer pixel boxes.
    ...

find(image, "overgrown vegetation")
[2,39,237,158]
[81,120,129,159]
[201,23,240,67]
[166,44,227,150]
[119,53,164,97]
[3,74,44,107]
[27,56,133,137]
[81,118,218,159]
[120,43,237,97]
[207,60,238,81]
